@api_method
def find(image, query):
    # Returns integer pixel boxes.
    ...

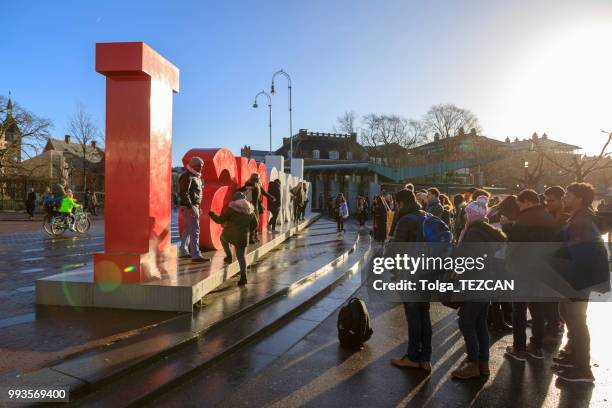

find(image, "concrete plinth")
[36,215,319,312]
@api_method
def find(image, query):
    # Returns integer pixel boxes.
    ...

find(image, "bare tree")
[423,104,482,139]
[67,103,102,191]
[359,114,424,166]
[334,111,357,134]
[533,130,612,182]
[0,95,53,175]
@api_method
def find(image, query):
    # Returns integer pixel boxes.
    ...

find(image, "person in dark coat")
[209,192,258,286]
[390,189,433,372]
[178,156,206,263]
[25,187,36,219]
[502,189,560,361]
[552,182,609,383]
[372,195,388,242]
[426,187,444,218]
[356,195,368,227]
[267,179,281,231]
[452,195,507,379]
[52,179,67,199]
[238,173,276,244]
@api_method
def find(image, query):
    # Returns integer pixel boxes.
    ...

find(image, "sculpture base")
[36,215,319,312]
[93,244,178,284]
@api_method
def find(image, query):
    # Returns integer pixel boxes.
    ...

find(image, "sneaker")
[555,367,595,383]
[390,356,420,369]
[191,257,208,263]
[525,343,544,360]
[478,361,490,377]
[179,253,191,259]
[237,278,248,286]
[552,356,574,368]
[504,346,527,362]
[452,361,480,379]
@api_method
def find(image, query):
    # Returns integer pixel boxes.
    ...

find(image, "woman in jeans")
[389,189,433,371]
[209,192,258,286]
[452,194,507,379]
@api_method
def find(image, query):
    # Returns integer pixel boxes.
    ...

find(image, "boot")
[237,271,248,286]
[452,361,480,379]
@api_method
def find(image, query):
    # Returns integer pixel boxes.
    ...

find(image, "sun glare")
[500,26,612,152]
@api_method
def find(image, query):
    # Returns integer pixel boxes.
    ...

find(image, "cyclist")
[59,189,80,231]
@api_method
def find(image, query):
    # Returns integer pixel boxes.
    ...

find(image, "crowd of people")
[373,182,607,384]
[178,157,309,286]
[322,181,608,383]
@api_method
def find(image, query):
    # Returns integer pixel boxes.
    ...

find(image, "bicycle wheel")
[50,216,67,236]
[75,215,91,233]
[43,215,53,235]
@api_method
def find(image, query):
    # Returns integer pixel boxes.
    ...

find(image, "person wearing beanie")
[179,156,206,263]
[452,194,507,379]
[209,191,258,286]
[390,189,434,372]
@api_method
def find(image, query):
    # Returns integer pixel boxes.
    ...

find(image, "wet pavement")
[0,213,358,381]
[155,288,612,408]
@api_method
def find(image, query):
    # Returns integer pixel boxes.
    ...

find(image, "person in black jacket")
[239,173,276,244]
[452,195,507,379]
[503,189,559,361]
[553,182,608,383]
[178,157,206,262]
[390,189,433,372]
[267,179,281,231]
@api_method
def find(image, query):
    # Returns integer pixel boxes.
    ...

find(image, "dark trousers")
[250,212,259,242]
[336,215,344,231]
[459,302,490,362]
[402,302,432,362]
[221,238,247,280]
[26,202,35,217]
[268,208,279,231]
[541,302,561,335]
[560,301,590,369]
[512,302,545,350]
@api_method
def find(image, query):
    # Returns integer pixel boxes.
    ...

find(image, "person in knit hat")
[453,192,507,380]
[179,156,206,263]
[209,191,258,286]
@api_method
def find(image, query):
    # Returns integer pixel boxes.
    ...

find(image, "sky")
[2,0,612,165]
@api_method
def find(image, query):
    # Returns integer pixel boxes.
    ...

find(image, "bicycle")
[48,207,91,236]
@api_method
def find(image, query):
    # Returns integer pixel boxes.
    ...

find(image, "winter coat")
[268,182,281,212]
[209,199,258,248]
[503,205,559,243]
[52,183,66,199]
[558,207,610,293]
[427,198,444,219]
[179,169,203,211]
[59,197,80,213]
[391,203,424,243]
[239,181,274,215]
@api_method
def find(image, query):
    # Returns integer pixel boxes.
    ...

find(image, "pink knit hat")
[465,195,489,223]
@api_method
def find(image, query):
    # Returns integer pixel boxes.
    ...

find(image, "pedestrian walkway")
[0,217,362,384]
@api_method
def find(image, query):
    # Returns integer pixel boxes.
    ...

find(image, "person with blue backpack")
[390,189,452,372]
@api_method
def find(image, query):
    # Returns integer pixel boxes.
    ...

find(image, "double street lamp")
[252,91,272,153]
[271,69,293,161]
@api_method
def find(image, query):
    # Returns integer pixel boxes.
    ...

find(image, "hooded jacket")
[179,168,203,211]
[209,198,258,247]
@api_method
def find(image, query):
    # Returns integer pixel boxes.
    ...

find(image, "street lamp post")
[252,91,272,153]
[270,69,292,162]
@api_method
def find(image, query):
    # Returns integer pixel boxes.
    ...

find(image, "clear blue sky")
[3,0,612,165]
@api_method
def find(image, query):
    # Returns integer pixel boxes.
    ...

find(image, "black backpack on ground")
[337,297,373,348]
